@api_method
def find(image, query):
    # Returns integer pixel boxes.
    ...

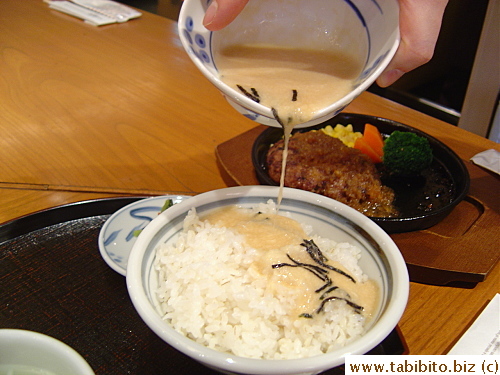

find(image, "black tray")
[0,198,407,374]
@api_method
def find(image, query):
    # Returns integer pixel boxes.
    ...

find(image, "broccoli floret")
[382,131,433,176]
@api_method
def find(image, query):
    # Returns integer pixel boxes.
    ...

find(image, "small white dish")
[0,329,95,375]
[98,195,191,276]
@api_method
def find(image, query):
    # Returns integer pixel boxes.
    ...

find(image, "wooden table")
[1,0,498,366]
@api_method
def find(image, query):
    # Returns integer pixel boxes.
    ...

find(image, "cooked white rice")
[154,201,370,359]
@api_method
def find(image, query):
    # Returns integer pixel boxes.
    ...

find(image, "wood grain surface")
[1,0,498,364]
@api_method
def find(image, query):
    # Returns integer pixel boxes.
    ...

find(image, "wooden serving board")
[215,126,500,286]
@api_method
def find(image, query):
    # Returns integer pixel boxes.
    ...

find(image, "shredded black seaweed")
[314,279,333,294]
[319,286,339,300]
[292,89,298,101]
[317,297,364,314]
[271,107,284,127]
[271,239,362,318]
[301,239,356,283]
[272,254,329,285]
[237,85,260,103]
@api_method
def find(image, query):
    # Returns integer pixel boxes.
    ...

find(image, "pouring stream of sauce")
[217,44,363,205]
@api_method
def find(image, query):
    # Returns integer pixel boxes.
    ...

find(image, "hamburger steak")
[266,131,398,217]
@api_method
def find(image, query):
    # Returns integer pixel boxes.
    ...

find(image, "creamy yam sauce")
[218,44,363,204]
[217,44,362,125]
[204,206,379,320]
[214,46,376,320]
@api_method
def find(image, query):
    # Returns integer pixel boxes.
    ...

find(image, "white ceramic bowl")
[126,186,409,375]
[178,0,400,128]
[0,329,95,375]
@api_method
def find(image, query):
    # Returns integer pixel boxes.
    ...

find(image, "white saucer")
[98,195,191,275]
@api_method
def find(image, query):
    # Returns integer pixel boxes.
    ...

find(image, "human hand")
[202,0,448,87]
[376,0,448,87]
[203,0,250,31]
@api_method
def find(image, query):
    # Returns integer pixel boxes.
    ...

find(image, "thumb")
[203,0,250,31]
[376,0,448,87]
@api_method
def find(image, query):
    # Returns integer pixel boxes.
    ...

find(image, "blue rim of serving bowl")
[126,186,409,374]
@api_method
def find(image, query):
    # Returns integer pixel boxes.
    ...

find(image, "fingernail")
[377,69,404,87]
[203,0,218,27]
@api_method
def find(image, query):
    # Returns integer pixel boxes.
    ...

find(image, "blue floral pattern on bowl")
[98,195,191,275]
[181,0,217,71]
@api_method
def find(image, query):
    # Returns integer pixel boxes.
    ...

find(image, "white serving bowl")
[178,0,400,128]
[126,186,409,375]
[0,329,95,375]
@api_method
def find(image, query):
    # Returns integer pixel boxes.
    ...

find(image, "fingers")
[377,0,448,87]
[203,0,250,31]
[199,0,448,87]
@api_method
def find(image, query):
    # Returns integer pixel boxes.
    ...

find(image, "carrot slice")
[354,137,383,163]
[363,123,384,158]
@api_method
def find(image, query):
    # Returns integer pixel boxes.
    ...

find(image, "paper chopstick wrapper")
[448,294,500,355]
[45,0,141,26]
[470,149,500,175]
